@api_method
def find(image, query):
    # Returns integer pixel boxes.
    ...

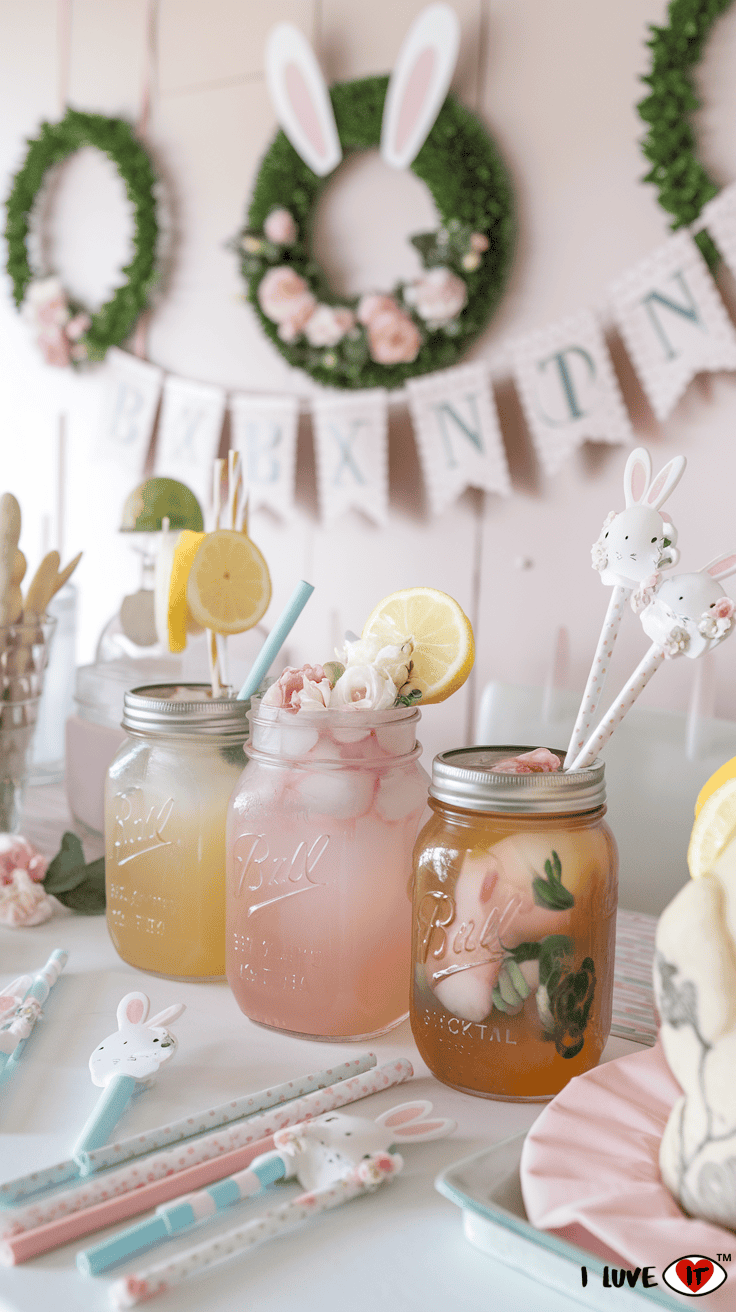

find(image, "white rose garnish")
[336,634,414,693]
[293,676,332,711]
[332,664,397,710]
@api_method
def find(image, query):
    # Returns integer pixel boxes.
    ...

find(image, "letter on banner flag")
[153,376,226,508]
[96,347,163,472]
[230,393,299,519]
[609,231,736,421]
[700,182,736,278]
[406,363,510,516]
[311,389,388,524]
[510,310,633,477]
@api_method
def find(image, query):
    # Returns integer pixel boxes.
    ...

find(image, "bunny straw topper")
[635,551,736,661]
[566,446,687,767]
[265,4,461,178]
[73,993,185,1172]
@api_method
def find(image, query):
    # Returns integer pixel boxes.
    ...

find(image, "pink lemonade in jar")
[226,700,429,1040]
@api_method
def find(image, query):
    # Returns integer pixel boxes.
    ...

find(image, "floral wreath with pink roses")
[5,108,159,367]
[235,14,514,390]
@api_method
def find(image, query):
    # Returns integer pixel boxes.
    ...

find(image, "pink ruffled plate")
[520,1040,734,1307]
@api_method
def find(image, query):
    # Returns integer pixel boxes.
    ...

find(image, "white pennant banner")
[407,362,510,516]
[311,388,388,524]
[700,182,736,279]
[510,309,633,476]
[609,231,736,421]
[230,393,299,520]
[96,347,163,473]
[153,375,226,508]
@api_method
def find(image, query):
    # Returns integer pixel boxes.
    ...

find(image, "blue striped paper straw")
[236,580,314,701]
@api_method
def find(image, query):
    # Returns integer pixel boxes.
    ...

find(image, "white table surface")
[0,786,639,1312]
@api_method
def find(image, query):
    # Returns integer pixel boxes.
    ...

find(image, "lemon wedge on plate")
[687,776,736,879]
[362,587,474,704]
[186,529,271,635]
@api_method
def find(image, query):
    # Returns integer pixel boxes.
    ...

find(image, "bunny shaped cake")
[655,806,736,1229]
[271,1100,455,1191]
[635,552,736,660]
[89,992,185,1088]
[591,447,685,589]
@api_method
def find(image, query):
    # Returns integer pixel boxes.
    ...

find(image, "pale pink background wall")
[2,0,736,771]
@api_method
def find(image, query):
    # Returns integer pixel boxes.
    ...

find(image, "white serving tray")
[435,1134,683,1312]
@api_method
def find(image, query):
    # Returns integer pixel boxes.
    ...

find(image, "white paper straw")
[0,1057,408,1232]
[566,643,664,772]
[110,1161,398,1308]
[565,584,631,766]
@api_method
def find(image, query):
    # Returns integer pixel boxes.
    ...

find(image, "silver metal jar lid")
[429,745,606,815]
[122,684,250,740]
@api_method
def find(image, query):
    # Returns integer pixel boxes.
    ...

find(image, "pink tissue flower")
[366,306,421,365]
[404,267,467,328]
[304,305,355,347]
[0,868,55,927]
[261,664,331,712]
[715,597,735,620]
[0,835,49,884]
[257,267,315,342]
[264,208,298,245]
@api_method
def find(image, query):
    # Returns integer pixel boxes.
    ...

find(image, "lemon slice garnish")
[361,587,474,704]
[688,776,736,879]
[186,529,271,635]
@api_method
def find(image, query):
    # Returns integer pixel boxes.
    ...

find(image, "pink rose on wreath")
[261,664,331,712]
[264,208,298,245]
[0,835,49,885]
[37,329,71,368]
[257,267,316,342]
[470,232,490,253]
[23,276,70,330]
[404,266,467,328]
[366,306,421,365]
[357,293,400,326]
[0,868,55,927]
[304,305,355,347]
[66,312,91,341]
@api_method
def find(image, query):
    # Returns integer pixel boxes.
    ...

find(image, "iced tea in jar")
[411,746,618,1100]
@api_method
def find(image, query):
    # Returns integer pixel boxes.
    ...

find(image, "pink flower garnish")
[494,749,562,775]
[0,868,55,927]
[0,835,49,884]
[261,664,331,712]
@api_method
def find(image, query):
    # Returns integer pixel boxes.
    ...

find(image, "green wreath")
[638,0,734,270]
[4,107,159,365]
[235,76,515,390]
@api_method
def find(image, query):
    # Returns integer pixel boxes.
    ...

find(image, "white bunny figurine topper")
[272,1100,455,1192]
[591,447,686,588]
[89,992,185,1088]
[636,552,736,660]
[266,5,460,177]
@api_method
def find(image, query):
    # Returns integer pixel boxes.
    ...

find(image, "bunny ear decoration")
[644,454,687,511]
[116,993,150,1030]
[622,447,652,507]
[703,551,736,583]
[380,3,460,170]
[265,24,342,177]
[147,1003,186,1030]
[374,1100,456,1141]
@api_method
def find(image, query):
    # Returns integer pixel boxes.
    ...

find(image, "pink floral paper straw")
[564,584,631,767]
[109,1155,401,1308]
[565,644,664,772]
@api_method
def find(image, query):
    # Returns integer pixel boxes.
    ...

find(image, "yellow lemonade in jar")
[104,685,250,980]
[411,747,618,1100]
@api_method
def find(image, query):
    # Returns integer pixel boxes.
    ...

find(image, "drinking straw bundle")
[564,447,736,772]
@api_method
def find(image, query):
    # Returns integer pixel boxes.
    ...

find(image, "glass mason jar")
[105,684,250,980]
[226,699,430,1041]
[411,746,618,1101]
